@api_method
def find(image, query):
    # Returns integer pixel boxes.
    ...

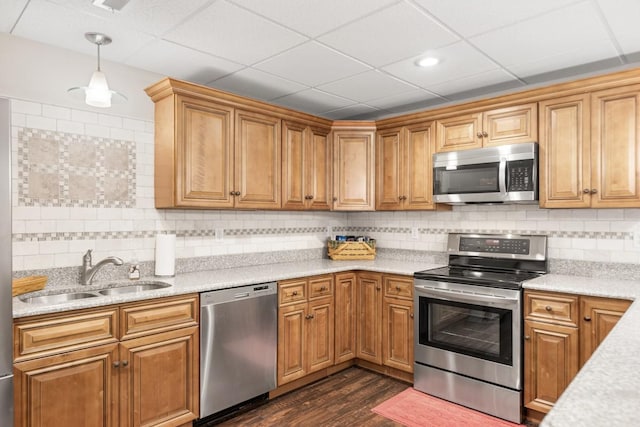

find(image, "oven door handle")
[415,286,518,307]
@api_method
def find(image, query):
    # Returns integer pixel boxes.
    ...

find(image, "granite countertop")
[12,258,439,318]
[524,274,640,427]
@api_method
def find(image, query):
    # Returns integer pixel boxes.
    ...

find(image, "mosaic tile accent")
[18,128,136,208]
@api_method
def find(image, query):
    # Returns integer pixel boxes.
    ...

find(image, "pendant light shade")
[67,32,127,108]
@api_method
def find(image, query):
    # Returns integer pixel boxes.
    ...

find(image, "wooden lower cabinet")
[13,295,199,427]
[382,298,413,372]
[334,272,357,364]
[277,275,334,386]
[356,272,383,364]
[524,290,630,422]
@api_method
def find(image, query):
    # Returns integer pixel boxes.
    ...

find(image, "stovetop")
[414,266,543,290]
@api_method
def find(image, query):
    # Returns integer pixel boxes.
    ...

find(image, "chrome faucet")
[81,249,124,285]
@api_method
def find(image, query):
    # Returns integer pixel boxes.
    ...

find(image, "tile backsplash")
[9,98,640,275]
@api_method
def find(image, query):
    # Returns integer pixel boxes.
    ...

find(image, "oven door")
[414,279,522,390]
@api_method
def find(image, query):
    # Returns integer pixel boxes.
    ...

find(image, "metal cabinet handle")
[524,335,531,340]
[333,197,338,202]
[122,360,129,367]
[583,188,591,194]
[590,189,597,194]
[545,305,552,311]
[320,286,327,291]
[477,132,483,138]
[584,316,592,321]
[305,314,314,320]
[292,291,298,296]
[482,131,488,137]
[396,285,401,291]
[113,361,120,368]
[376,286,381,291]
[410,313,414,319]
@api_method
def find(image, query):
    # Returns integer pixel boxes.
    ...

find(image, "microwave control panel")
[507,159,534,191]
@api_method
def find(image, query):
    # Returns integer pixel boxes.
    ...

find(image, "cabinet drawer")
[525,291,579,326]
[279,280,307,306]
[308,275,334,300]
[120,294,198,340]
[383,275,413,300]
[14,308,118,362]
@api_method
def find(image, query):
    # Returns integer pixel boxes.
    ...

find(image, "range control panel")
[459,237,530,255]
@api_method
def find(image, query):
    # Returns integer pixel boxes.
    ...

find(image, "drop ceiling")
[3,0,640,120]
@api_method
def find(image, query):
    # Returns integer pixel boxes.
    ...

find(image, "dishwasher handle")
[201,282,277,306]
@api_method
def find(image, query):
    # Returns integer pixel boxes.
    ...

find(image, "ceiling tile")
[597,0,640,54]
[0,0,28,32]
[164,0,306,65]
[44,0,212,36]
[12,0,154,61]
[318,2,459,67]
[124,40,243,85]
[426,69,520,96]
[270,89,353,115]
[470,2,618,69]
[317,70,418,102]
[414,0,577,38]
[365,87,440,110]
[254,41,370,87]
[229,0,396,37]
[322,104,380,120]
[382,41,500,88]
[208,68,307,101]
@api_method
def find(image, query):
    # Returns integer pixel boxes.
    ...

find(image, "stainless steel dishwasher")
[199,282,277,420]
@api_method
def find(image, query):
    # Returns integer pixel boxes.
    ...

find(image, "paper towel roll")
[155,234,176,277]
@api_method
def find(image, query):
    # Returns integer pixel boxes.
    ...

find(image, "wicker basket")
[327,240,376,260]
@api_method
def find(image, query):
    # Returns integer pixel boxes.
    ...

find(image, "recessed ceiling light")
[92,0,130,12]
[416,57,439,68]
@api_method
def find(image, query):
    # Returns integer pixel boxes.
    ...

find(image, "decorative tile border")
[17,128,136,208]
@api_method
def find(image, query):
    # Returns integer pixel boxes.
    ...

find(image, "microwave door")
[434,162,502,203]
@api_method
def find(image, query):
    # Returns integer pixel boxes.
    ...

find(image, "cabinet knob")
[410,313,414,319]
[477,132,483,138]
[395,285,401,291]
[333,197,338,202]
[113,361,120,368]
[376,286,381,291]
[524,335,531,340]
[583,188,591,194]
[236,191,241,196]
[590,189,597,194]
[292,291,298,296]
[584,316,592,321]
[122,360,129,367]
[320,286,327,291]
[482,131,488,137]
[308,195,314,200]
[545,305,552,311]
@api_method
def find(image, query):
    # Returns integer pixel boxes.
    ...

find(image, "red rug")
[372,388,523,427]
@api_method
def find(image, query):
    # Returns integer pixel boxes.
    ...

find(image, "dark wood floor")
[208,367,407,426]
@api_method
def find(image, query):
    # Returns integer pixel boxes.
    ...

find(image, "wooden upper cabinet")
[435,104,537,152]
[591,85,640,208]
[282,121,331,210]
[332,124,376,211]
[235,110,281,209]
[376,123,435,210]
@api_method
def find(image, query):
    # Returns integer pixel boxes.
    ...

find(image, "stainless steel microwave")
[433,142,538,204]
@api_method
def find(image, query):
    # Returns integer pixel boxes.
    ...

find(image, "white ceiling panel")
[322,104,381,120]
[12,0,154,61]
[255,41,370,87]
[426,69,521,96]
[124,40,243,85]
[470,2,618,68]
[229,0,396,38]
[45,0,213,36]
[382,41,501,88]
[366,88,440,110]
[414,0,578,38]
[208,68,307,101]
[317,70,418,102]
[271,89,353,115]
[164,0,306,65]
[318,2,459,67]
[0,0,28,32]
[597,0,640,54]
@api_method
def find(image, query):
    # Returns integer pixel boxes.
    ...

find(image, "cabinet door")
[307,126,332,210]
[333,129,375,210]
[277,303,307,385]
[580,296,631,366]
[356,272,383,364]
[334,272,357,363]
[382,297,414,373]
[119,327,199,427]
[482,103,538,147]
[524,320,579,415]
[404,123,435,210]
[172,95,234,208]
[14,343,119,427]
[539,94,591,208]
[376,127,403,210]
[235,110,281,209]
[307,297,334,373]
[282,121,307,210]
[435,113,482,152]
[591,85,640,208]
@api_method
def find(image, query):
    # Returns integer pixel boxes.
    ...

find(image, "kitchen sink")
[97,281,171,295]
[19,292,100,305]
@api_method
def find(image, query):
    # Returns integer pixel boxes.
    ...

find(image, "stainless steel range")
[413,233,547,424]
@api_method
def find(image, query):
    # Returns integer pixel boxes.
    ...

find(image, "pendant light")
[67,32,127,108]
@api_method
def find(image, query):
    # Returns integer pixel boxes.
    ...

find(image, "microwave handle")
[499,158,507,195]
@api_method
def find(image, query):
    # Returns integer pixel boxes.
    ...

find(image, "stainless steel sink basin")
[97,281,171,296]
[19,292,100,305]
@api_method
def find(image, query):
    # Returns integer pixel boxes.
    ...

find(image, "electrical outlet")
[215,228,224,241]
[411,227,420,240]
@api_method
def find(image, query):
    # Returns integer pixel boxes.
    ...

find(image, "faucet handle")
[83,249,93,265]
